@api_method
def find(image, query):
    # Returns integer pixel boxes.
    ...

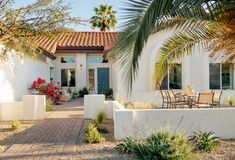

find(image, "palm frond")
[154,23,221,89]
[113,0,231,92]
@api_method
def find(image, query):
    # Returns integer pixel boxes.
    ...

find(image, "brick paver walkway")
[0,98,84,160]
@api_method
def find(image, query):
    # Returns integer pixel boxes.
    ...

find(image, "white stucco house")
[0,31,234,105]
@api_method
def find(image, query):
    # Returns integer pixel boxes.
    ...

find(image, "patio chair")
[160,90,170,108]
[212,90,223,107]
[167,90,187,108]
[193,92,214,108]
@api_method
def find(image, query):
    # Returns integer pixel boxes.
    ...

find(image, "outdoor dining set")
[160,89,223,109]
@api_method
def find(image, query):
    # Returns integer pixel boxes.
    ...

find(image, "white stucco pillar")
[22,95,46,120]
[84,94,105,119]
[77,53,87,90]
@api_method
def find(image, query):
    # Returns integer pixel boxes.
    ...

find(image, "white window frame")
[160,63,182,90]
[60,56,76,64]
[60,68,76,87]
[88,68,96,92]
[209,63,234,90]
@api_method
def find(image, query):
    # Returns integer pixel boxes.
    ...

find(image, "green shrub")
[190,131,219,152]
[95,123,109,133]
[11,120,21,130]
[226,96,234,107]
[117,130,193,160]
[46,98,55,112]
[102,88,113,98]
[79,87,89,97]
[126,102,155,109]
[85,123,106,143]
[116,137,137,154]
[97,112,105,123]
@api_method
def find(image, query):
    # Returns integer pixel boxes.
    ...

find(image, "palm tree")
[111,0,235,91]
[90,4,117,31]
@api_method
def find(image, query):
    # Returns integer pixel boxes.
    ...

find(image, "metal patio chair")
[212,90,223,107]
[167,90,187,108]
[160,90,170,108]
[193,92,214,108]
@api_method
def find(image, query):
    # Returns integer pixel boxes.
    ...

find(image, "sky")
[13,0,123,31]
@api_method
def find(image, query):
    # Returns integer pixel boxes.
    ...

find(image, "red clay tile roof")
[34,32,118,55]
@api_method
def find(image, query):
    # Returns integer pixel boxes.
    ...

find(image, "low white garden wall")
[0,95,46,121]
[84,95,235,140]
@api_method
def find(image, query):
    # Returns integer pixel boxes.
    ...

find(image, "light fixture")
[79,64,84,70]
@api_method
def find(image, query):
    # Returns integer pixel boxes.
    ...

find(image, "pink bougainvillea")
[31,78,61,104]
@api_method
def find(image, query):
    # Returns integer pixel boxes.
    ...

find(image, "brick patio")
[0,98,84,160]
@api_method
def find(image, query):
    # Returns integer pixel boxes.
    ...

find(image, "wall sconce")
[79,64,84,70]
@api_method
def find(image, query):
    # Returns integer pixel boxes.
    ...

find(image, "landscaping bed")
[196,140,235,160]
[76,118,132,160]
[78,118,235,160]
[0,120,37,153]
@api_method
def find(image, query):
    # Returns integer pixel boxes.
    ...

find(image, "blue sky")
[14,0,123,31]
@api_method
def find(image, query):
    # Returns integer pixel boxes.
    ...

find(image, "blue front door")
[97,68,110,94]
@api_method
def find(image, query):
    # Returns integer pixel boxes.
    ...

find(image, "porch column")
[77,53,87,91]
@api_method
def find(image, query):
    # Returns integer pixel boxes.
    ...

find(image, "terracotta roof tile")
[34,32,118,56]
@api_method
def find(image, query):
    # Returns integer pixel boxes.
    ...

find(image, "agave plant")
[111,0,235,91]
[190,131,219,152]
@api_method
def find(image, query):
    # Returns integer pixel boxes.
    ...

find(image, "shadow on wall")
[0,53,50,102]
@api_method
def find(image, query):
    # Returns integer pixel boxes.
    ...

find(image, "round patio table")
[181,93,197,108]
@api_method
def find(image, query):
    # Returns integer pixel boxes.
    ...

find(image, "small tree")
[0,0,81,62]
[90,4,117,31]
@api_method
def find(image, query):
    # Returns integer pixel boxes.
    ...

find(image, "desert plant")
[85,123,105,143]
[11,120,21,130]
[116,137,137,154]
[126,103,155,109]
[97,126,109,134]
[46,98,55,112]
[117,130,193,160]
[190,131,219,152]
[97,112,105,123]
[226,96,234,107]
[102,88,113,98]
[79,87,89,97]
[94,123,109,133]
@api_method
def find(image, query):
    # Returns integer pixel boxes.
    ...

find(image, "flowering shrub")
[31,78,61,104]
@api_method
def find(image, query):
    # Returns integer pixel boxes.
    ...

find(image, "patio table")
[181,93,197,108]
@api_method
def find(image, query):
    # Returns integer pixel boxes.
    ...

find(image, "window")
[61,68,76,87]
[209,63,234,90]
[50,67,54,81]
[88,57,105,63]
[160,64,182,90]
[88,69,95,91]
[60,57,75,63]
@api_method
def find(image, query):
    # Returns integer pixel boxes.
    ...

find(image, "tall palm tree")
[90,4,117,31]
[111,0,235,91]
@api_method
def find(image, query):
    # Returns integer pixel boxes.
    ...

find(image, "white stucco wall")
[114,108,235,140]
[0,51,50,102]
[113,31,235,105]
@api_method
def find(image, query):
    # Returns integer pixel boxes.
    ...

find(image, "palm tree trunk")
[102,22,107,32]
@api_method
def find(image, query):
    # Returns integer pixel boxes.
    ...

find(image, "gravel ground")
[76,119,132,160]
[0,120,37,153]
[195,140,235,160]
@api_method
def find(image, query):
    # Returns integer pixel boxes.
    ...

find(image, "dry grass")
[125,102,156,109]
